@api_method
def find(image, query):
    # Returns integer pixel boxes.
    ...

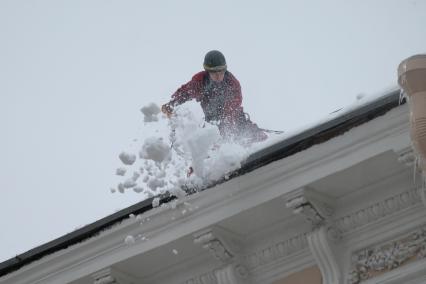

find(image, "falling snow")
[112,102,279,203]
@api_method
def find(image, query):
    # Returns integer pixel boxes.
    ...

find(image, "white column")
[307,226,342,284]
[286,187,343,284]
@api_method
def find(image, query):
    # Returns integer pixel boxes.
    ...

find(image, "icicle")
[399,88,406,105]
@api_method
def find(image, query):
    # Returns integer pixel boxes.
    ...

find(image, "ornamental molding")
[334,187,421,234]
[193,227,248,283]
[193,227,242,264]
[349,225,426,284]
[92,268,137,284]
[184,270,217,284]
[244,232,309,270]
[285,187,335,227]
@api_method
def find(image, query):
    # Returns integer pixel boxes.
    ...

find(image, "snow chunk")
[140,137,170,163]
[133,186,144,193]
[119,152,136,165]
[123,178,137,189]
[116,167,127,176]
[132,171,140,181]
[124,235,135,245]
[140,103,161,122]
[147,178,165,191]
[117,183,125,193]
[152,197,160,208]
[172,249,179,255]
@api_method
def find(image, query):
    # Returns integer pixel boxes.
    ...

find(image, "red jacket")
[169,71,267,141]
[170,71,243,124]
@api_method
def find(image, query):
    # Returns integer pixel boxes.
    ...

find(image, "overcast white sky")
[0,0,425,263]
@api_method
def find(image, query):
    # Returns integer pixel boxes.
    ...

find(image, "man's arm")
[162,72,205,116]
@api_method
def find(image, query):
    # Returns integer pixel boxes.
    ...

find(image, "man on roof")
[162,50,268,144]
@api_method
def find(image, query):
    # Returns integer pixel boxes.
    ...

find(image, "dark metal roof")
[0,89,404,278]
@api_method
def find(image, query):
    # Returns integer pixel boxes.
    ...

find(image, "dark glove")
[161,103,174,118]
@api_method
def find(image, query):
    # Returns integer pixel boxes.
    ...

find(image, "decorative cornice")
[334,188,421,234]
[349,225,426,284]
[244,233,309,270]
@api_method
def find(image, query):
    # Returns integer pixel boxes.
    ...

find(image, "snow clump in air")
[140,137,171,163]
[119,152,136,165]
[140,103,161,122]
[116,167,127,176]
[112,101,268,203]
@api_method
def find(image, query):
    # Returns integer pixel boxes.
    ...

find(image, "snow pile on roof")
[111,101,272,202]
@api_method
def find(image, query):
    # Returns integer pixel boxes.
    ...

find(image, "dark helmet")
[203,50,227,72]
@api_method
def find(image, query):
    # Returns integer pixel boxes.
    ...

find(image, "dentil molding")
[244,232,309,270]
[334,187,421,234]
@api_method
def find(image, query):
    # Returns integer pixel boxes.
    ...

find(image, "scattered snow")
[124,235,135,245]
[133,186,144,193]
[132,171,140,181]
[123,179,137,189]
[116,167,127,176]
[119,152,136,165]
[112,102,278,202]
[140,137,171,163]
[117,183,125,193]
[140,103,161,122]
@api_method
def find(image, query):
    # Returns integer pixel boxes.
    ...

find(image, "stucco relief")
[349,226,426,284]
